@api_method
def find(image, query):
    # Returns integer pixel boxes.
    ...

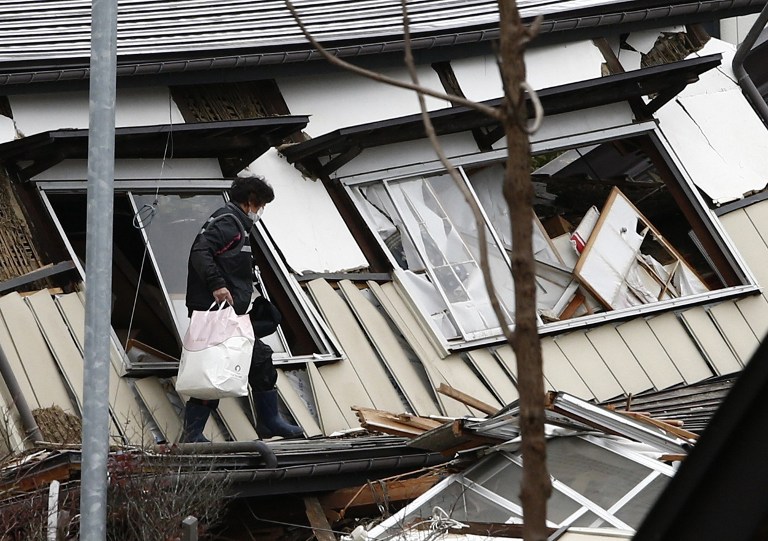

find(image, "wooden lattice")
[0,179,46,283]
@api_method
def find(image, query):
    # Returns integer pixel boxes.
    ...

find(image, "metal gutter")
[0,0,764,89]
[732,2,768,127]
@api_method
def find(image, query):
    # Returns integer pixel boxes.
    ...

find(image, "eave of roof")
[0,0,762,89]
[281,53,722,174]
[0,116,309,180]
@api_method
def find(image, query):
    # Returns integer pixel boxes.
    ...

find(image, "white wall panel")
[554,332,624,401]
[251,149,368,273]
[720,208,768,288]
[678,306,742,376]
[278,65,449,138]
[541,338,594,400]
[10,87,184,136]
[34,158,223,181]
[646,312,713,384]
[584,325,654,395]
[616,319,684,390]
[708,301,760,365]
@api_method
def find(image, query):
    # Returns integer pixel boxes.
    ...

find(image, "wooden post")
[181,516,198,541]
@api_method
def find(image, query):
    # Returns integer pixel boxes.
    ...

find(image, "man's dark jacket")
[186,202,254,315]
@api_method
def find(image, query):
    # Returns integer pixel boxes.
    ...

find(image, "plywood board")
[54,293,151,445]
[0,292,75,413]
[369,281,472,417]
[25,291,85,413]
[616,319,684,390]
[584,325,653,395]
[276,370,322,438]
[553,333,624,401]
[466,349,519,405]
[309,279,403,412]
[646,312,714,384]
[540,338,594,399]
[306,361,351,434]
[342,280,440,416]
[720,208,768,287]
[678,306,742,376]
[708,301,759,365]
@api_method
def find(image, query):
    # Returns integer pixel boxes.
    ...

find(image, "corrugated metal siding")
[0,0,665,63]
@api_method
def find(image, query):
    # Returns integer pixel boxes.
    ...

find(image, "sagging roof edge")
[0,0,761,91]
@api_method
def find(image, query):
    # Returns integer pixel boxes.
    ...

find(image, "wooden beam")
[319,476,441,512]
[437,383,499,415]
[303,497,336,541]
[0,261,76,294]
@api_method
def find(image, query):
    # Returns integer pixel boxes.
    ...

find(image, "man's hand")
[212,287,233,306]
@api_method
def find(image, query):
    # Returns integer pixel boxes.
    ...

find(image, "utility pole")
[80,0,118,538]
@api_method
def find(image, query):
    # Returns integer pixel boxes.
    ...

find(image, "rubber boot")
[254,389,304,439]
[180,401,212,443]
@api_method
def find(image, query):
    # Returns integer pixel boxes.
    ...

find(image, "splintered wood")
[353,407,444,437]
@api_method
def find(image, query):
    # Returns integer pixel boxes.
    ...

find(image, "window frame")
[341,121,759,350]
[35,178,343,370]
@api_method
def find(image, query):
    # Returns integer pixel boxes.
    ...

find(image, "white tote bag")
[176,303,255,399]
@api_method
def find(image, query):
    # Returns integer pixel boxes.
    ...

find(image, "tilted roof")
[0,0,764,69]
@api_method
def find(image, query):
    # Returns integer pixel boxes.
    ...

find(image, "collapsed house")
[1,0,768,537]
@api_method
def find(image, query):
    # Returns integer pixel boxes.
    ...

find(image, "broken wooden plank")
[407,419,501,455]
[437,383,498,415]
[353,407,443,437]
[319,475,441,514]
[303,497,336,541]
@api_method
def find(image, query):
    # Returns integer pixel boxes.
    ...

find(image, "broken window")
[368,434,675,538]
[36,182,340,371]
[347,131,747,347]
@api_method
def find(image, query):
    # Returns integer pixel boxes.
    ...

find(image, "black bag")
[250,296,282,338]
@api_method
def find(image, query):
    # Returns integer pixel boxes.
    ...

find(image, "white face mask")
[248,206,264,223]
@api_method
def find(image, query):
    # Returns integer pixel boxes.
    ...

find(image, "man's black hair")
[229,175,275,206]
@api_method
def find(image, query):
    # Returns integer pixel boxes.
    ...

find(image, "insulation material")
[574,187,708,310]
[655,39,768,204]
[248,149,368,273]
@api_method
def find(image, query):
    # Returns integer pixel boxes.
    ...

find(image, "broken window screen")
[350,132,738,345]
